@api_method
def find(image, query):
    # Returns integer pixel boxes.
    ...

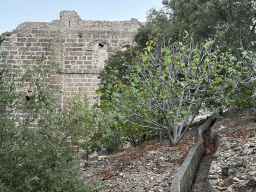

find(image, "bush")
[0,47,102,191]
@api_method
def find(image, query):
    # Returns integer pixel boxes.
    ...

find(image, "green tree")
[97,45,151,146]
[135,0,256,54]
[98,45,142,101]
[101,38,256,147]
[134,3,172,48]
[56,93,122,161]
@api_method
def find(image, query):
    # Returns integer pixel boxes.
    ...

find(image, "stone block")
[22,51,34,56]
[66,39,77,43]
[84,61,92,64]
[84,83,92,86]
[39,38,52,42]
[32,43,41,46]
[65,56,73,60]
[64,78,72,82]
[4,46,12,50]
[50,76,62,81]
[17,33,26,37]
[17,38,26,42]
[19,47,30,51]
[69,52,83,56]
[35,52,44,55]
[66,83,73,87]
[72,43,84,47]
[71,92,79,95]
[6,60,15,63]
[66,47,83,51]
[42,43,51,47]
[78,39,85,43]
[26,56,33,59]
[64,92,71,96]
[27,38,38,42]
[22,60,29,64]
[10,51,18,55]
[2,42,12,46]
[78,87,88,91]
[15,43,25,47]
[87,56,92,60]
[34,33,47,38]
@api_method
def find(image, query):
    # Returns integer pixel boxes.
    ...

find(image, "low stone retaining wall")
[170,113,218,192]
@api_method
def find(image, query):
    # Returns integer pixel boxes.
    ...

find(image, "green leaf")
[162,89,166,96]
[241,51,247,57]
[146,46,152,52]
[142,55,147,62]
[120,83,125,88]
[244,90,253,97]
[95,90,101,95]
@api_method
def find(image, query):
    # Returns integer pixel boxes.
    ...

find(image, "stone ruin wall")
[0,10,144,108]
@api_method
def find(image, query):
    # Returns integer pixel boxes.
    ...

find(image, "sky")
[0,0,164,34]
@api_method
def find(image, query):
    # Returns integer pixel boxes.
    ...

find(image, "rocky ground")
[79,118,208,192]
[79,108,256,192]
[208,108,256,192]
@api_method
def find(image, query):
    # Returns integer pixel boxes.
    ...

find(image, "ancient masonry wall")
[0,10,144,108]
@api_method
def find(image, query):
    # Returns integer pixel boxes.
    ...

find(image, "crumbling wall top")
[9,10,144,33]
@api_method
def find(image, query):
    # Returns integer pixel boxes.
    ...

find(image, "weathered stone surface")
[0,10,144,107]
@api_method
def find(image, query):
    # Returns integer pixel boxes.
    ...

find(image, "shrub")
[0,47,102,191]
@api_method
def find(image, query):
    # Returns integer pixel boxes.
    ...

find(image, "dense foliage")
[0,47,104,191]
[99,37,256,146]
[97,45,142,101]
[135,0,256,55]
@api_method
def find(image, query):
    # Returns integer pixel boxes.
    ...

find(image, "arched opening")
[69,20,70,27]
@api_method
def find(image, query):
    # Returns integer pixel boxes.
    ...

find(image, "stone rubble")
[208,108,256,192]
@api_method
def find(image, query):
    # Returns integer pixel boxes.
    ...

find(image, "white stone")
[208,175,218,179]
[209,169,216,174]
[249,171,256,176]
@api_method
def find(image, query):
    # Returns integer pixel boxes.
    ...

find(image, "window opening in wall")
[99,43,104,48]
[69,20,70,27]
[25,89,33,101]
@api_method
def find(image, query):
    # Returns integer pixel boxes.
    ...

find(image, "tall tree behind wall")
[135,0,256,55]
